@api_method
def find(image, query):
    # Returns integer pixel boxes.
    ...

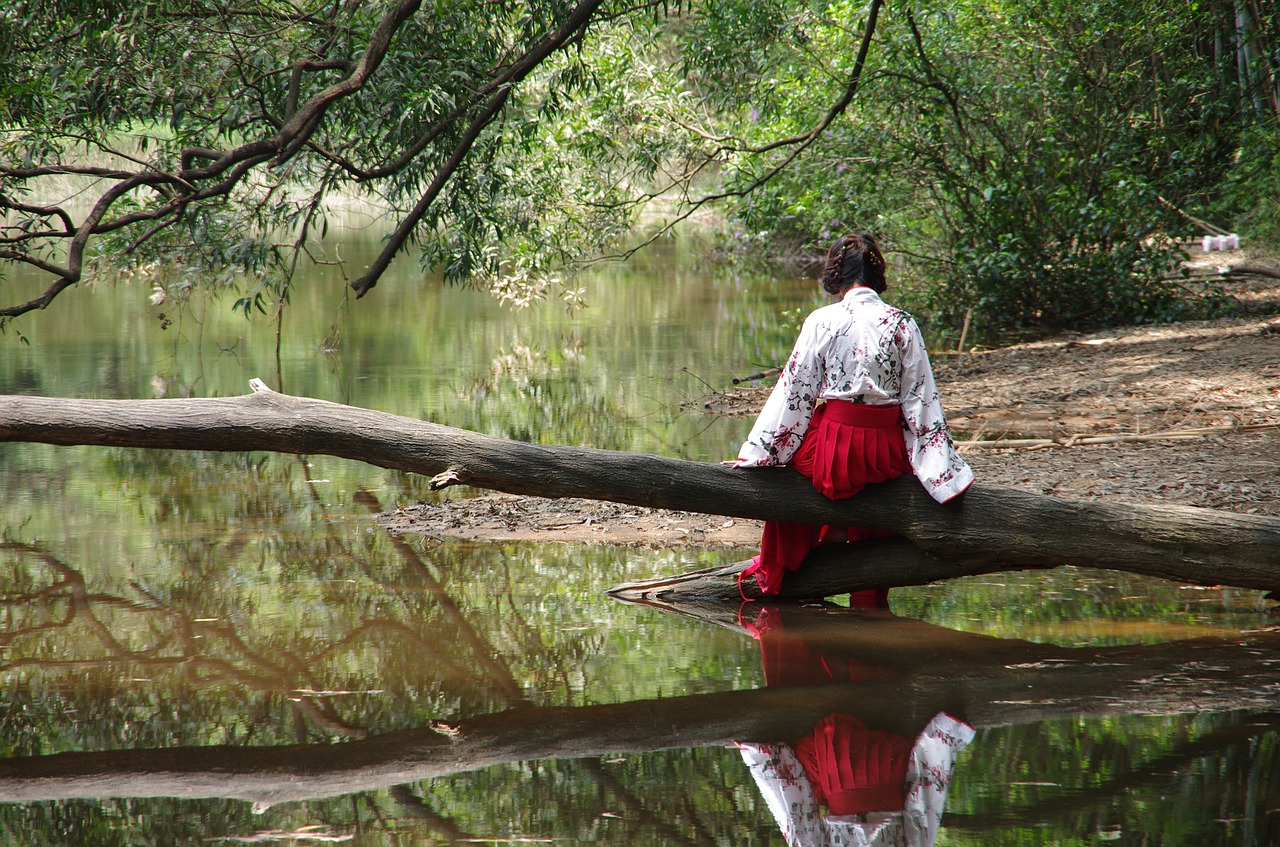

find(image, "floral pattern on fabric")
[737,288,973,503]
[739,712,975,847]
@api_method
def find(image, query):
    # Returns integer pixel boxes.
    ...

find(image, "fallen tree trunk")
[1,616,1277,806]
[2,384,1278,595]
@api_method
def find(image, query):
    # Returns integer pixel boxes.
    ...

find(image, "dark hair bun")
[821,233,886,294]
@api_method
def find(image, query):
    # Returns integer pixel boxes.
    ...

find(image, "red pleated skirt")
[745,400,911,596]
[794,713,912,815]
[793,400,909,496]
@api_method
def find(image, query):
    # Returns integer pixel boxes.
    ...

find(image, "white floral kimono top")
[739,713,975,847]
[737,287,973,503]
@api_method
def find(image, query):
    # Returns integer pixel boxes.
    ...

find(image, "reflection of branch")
[495,555,604,706]
[0,540,369,737]
[388,784,478,843]
[314,618,480,683]
[578,758,704,847]
[354,489,527,706]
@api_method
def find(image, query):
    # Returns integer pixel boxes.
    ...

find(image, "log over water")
[2,385,1278,598]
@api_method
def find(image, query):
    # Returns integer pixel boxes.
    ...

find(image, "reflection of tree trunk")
[388,785,477,843]
[2,615,1277,808]
[3,388,1279,597]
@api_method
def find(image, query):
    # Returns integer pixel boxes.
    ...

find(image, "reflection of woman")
[739,713,974,847]
[734,234,973,596]
[738,604,974,847]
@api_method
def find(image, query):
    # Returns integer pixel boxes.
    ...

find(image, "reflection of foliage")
[0,537,778,846]
[465,350,634,448]
[4,444,1279,845]
[945,713,1280,846]
[406,750,780,847]
[894,566,1274,647]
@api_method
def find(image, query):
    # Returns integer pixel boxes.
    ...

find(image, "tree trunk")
[0,612,1276,807]
[2,384,1278,597]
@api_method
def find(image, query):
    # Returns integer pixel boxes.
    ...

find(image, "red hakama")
[742,399,910,597]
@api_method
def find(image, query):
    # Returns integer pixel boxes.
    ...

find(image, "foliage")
[701,0,1278,340]
[0,0,1276,340]
[0,0,675,328]
[1213,125,1280,245]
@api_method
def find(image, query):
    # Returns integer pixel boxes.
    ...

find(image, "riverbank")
[380,304,1280,548]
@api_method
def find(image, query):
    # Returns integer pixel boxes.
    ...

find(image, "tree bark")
[2,384,1279,597]
[0,613,1276,807]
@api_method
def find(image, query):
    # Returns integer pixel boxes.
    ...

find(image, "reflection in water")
[738,603,973,847]
[1,527,1279,845]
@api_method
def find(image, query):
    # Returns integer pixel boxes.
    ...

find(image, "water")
[1,228,1278,846]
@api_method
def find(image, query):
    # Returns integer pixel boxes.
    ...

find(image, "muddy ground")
[380,266,1280,551]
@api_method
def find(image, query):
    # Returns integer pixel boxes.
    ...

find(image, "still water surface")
[2,231,1278,845]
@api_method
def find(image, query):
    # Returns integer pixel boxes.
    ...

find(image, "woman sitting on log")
[733,233,973,598]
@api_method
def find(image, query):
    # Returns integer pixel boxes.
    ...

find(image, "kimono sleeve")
[739,743,830,847]
[894,319,974,502]
[738,314,826,467]
[901,713,976,847]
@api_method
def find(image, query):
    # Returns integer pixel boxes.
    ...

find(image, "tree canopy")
[1,0,1276,339]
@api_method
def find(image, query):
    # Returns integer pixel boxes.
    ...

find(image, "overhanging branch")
[0,0,424,321]
[611,0,885,260]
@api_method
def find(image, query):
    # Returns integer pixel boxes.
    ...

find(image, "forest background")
[1,0,1278,346]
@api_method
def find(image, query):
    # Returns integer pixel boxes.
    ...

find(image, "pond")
[1,226,1278,846]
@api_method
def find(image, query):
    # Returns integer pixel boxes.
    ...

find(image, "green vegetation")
[703,0,1280,339]
[1,0,1277,341]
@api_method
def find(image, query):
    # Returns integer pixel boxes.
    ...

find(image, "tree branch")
[349,87,512,298]
[347,0,609,296]
[0,0,425,320]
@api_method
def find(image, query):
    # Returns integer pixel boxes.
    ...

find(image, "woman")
[735,233,973,597]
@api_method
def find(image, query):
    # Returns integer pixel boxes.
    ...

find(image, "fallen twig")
[732,366,782,385]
